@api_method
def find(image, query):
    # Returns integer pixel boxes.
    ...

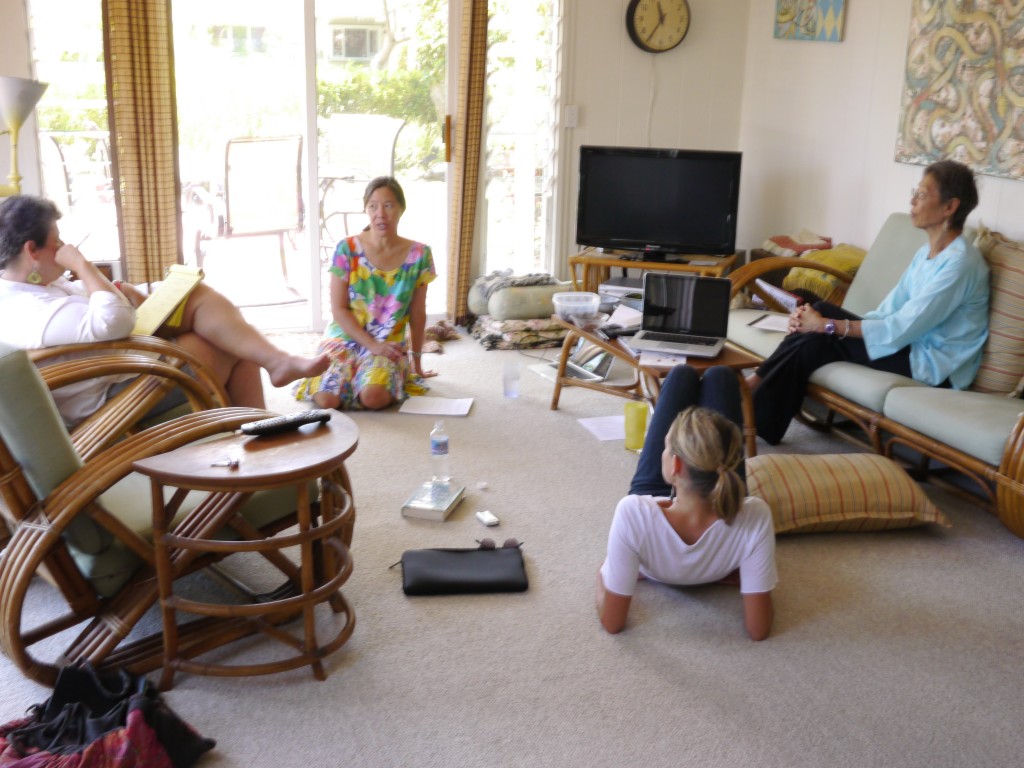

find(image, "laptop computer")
[628,273,731,357]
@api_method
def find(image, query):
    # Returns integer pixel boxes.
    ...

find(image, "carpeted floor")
[2,335,1022,767]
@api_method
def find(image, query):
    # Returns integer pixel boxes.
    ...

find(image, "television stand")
[568,248,737,293]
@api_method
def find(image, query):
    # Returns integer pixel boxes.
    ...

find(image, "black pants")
[629,365,745,497]
[753,302,912,445]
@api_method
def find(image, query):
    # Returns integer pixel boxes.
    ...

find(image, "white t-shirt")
[0,277,135,425]
[600,495,777,597]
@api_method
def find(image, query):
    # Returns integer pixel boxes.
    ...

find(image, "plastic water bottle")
[430,421,451,482]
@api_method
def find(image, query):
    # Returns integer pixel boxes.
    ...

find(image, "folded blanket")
[470,315,567,350]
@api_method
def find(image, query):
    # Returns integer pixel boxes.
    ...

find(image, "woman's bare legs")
[163,284,329,387]
[310,381,392,411]
[173,332,266,408]
[313,391,341,409]
[358,384,394,410]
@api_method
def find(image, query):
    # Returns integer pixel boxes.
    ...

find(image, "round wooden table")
[133,414,358,689]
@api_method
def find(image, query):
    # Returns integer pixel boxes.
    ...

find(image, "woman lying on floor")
[596,365,777,640]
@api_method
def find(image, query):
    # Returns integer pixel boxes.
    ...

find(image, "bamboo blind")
[447,0,488,325]
[102,0,181,285]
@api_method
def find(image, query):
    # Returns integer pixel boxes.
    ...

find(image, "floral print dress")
[294,236,435,409]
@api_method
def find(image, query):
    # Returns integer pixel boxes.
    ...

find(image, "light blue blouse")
[861,235,989,389]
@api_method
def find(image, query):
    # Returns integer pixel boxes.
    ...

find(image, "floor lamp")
[0,76,49,197]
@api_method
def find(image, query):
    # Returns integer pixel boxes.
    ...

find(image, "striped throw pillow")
[973,228,1024,394]
[747,453,950,534]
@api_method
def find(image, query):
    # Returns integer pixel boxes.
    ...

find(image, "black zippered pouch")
[398,546,528,596]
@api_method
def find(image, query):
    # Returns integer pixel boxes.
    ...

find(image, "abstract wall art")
[895,0,1024,181]
[774,0,847,42]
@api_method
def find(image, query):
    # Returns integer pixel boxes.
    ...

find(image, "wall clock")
[626,0,691,53]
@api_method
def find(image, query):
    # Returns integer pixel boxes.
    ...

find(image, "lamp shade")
[0,76,49,133]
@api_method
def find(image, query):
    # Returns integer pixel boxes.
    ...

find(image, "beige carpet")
[2,335,1023,768]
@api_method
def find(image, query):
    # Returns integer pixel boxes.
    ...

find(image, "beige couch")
[727,213,1024,540]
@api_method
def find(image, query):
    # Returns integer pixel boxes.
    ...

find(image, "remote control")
[240,409,332,436]
[475,510,500,527]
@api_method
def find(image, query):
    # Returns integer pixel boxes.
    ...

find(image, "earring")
[27,270,42,285]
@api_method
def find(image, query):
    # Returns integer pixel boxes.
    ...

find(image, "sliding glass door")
[29,1,564,326]
[314,0,451,317]
[29,1,119,268]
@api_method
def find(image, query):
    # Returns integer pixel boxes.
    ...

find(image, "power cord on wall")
[646,53,657,147]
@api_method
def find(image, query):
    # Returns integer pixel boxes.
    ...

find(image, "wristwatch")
[823,320,837,336]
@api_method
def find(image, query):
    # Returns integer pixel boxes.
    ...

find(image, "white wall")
[557,0,752,266]
[560,0,1023,266]
[736,0,1024,248]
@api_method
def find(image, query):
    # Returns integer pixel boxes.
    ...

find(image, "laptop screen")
[641,273,731,336]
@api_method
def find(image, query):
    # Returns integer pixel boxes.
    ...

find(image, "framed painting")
[774,0,847,42]
[895,0,1024,181]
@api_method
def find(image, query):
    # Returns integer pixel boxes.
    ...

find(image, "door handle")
[443,115,452,163]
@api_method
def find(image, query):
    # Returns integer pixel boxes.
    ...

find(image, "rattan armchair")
[0,341,353,686]
[28,335,230,461]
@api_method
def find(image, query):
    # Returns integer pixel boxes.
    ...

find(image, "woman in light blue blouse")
[749,159,989,445]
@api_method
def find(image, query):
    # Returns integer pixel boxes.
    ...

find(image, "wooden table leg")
[550,327,581,410]
[151,478,179,692]
[296,482,326,681]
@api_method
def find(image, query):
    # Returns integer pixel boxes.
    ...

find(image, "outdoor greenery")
[317,68,442,175]
[316,0,447,176]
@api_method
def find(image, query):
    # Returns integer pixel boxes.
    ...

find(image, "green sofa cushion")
[841,213,925,317]
[882,387,1021,466]
[809,363,925,413]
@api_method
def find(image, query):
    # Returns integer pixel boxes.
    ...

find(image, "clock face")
[626,0,691,54]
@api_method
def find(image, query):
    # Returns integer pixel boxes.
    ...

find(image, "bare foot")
[267,352,330,387]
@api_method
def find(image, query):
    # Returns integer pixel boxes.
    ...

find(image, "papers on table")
[399,397,474,416]
[637,350,687,367]
[607,304,641,329]
[578,415,625,441]
[747,313,790,333]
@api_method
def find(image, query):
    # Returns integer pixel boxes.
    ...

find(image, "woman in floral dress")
[294,176,437,410]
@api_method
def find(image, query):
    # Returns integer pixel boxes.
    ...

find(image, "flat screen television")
[575,145,742,259]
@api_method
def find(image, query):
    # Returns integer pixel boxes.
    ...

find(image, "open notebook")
[131,265,204,335]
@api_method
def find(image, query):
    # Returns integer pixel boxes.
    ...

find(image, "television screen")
[575,146,742,258]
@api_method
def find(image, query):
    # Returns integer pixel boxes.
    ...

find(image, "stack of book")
[401,480,466,521]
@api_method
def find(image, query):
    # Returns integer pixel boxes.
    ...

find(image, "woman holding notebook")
[596,365,777,640]
[0,194,328,425]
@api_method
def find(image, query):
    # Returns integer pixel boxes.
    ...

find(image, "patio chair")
[222,135,304,281]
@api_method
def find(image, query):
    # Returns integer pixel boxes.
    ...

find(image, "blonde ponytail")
[666,407,746,523]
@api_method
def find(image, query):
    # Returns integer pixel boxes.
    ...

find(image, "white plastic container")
[552,292,600,321]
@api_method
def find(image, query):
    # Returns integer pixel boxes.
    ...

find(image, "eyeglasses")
[476,538,521,550]
[910,187,932,201]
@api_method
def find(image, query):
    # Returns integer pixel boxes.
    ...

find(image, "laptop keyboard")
[645,332,717,346]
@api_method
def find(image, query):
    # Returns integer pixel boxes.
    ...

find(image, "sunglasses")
[476,538,522,550]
